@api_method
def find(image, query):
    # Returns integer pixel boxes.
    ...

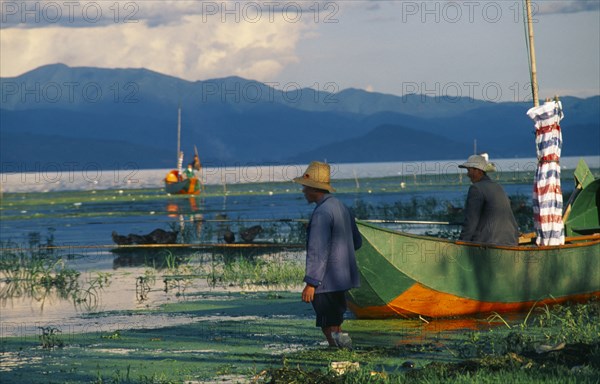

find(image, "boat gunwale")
[356,220,600,251]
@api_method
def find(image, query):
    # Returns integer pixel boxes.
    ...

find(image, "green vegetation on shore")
[2,239,599,384]
[1,289,598,383]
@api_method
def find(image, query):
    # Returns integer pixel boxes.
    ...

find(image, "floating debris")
[535,341,566,354]
[330,361,359,375]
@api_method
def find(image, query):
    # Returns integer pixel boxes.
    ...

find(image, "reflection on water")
[0,260,111,313]
[111,248,188,269]
[166,197,204,243]
[1,188,310,336]
[1,241,306,336]
[1,241,536,351]
[0,236,113,316]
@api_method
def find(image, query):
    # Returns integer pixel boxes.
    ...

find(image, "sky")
[1,0,599,102]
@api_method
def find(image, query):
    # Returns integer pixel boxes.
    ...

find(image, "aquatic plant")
[528,301,600,344]
[0,235,111,312]
[510,193,535,233]
[351,193,534,238]
[452,300,600,361]
[264,219,307,244]
[254,366,339,383]
[27,228,57,258]
[0,248,81,309]
[163,250,178,270]
[351,199,373,220]
[136,275,152,302]
[206,256,304,289]
[134,268,157,302]
[38,326,64,349]
[72,272,112,311]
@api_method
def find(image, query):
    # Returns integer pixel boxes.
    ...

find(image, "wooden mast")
[177,104,182,160]
[525,0,539,107]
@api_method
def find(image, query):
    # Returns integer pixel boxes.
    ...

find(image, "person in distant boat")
[294,161,362,349]
[458,154,519,246]
[182,163,195,179]
[192,154,201,171]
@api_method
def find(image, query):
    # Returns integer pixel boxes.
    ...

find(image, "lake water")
[2,156,598,246]
[1,156,598,336]
[2,156,598,194]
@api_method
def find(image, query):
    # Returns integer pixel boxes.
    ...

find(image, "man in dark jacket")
[294,161,362,348]
[459,155,520,246]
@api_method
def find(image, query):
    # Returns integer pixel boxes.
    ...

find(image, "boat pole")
[525,0,539,107]
[177,105,182,159]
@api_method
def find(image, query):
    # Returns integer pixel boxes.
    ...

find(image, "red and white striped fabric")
[527,100,564,246]
[177,151,184,174]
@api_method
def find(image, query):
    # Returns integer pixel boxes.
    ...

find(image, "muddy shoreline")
[2,288,598,383]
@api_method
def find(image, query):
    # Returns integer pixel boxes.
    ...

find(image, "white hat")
[459,155,496,172]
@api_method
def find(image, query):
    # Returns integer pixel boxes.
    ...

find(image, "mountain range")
[1,64,598,170]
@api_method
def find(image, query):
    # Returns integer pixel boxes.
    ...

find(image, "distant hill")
[1,131,173,169]
[290,124,472,163]
[1,64,598,170]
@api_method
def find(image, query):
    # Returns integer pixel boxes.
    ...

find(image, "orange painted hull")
[349,282,600,319]
[347,221,600,319]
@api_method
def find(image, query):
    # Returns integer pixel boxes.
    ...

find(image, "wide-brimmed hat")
[459,155,496,172]
[293,161,336,192]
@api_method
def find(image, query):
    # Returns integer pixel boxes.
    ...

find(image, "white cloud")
[0,12,310,81]
[0,1,339,28]
[1,1,597,100]
[537,0,600,15]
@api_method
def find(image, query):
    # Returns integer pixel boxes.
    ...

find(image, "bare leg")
[322,325,341,346]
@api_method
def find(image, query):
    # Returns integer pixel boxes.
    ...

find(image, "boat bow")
[348,220,600,319]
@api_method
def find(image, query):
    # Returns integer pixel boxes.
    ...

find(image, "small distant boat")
[165,169,200,195]
[164,107,201,195]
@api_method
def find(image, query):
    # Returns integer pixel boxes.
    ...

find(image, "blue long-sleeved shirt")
[303,194,362,293]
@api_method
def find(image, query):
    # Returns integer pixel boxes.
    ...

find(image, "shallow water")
[0,176,543,246]
[1,158,599,340]
[1,245,307,336]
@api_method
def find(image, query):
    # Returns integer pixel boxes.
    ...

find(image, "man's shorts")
[311,290,347,328]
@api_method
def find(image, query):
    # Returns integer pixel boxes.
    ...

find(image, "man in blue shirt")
[293,161,362,348]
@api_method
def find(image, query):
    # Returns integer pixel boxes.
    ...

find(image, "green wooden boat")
[347,161,600,319]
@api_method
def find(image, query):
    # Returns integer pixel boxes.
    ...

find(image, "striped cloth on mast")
[526,100,565,246]
[177,151,184,174]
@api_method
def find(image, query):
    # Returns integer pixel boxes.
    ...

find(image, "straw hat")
[459,155,496,173]
[293,161,336,192]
